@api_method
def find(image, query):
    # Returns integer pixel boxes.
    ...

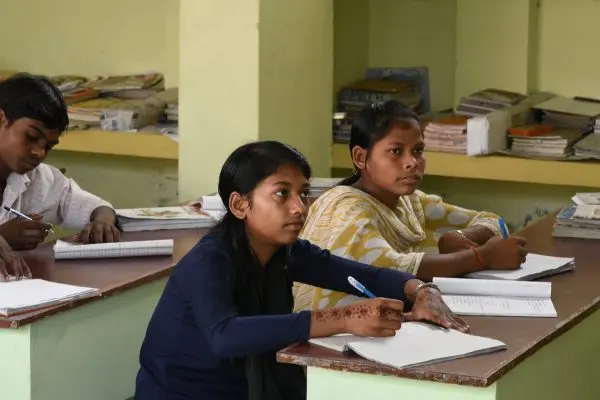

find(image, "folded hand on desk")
[405,286,470,333]
[75,206,121,244]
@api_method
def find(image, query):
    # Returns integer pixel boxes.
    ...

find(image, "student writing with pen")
[0,74,120,279]
[135,141,468,400]
[295,101,529,312]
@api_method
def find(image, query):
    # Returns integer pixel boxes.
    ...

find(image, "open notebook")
[0,279,100,316]
[309,322,506,369]
[433,277,557,317]
[117,206,221,232]
[465,253,575,280]
[53,239,173,259]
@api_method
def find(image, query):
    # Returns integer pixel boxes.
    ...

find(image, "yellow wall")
[258,0,333,177]
[368,0,457,111]
[333,0,457,111]
[178,0,261,199]
[0,0,179,87]
[536,0,600,98]
[333,0,369,98]
[334,0,600,111]
[179,0,333,199]
[454,0,537,102]
[46,152,178,208]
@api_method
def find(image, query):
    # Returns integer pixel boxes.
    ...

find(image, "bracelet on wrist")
[412,282,441,301]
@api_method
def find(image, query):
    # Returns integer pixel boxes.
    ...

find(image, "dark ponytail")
[338,100,419,186]
[208,140,311,400]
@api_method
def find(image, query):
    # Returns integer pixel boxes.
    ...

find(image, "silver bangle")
[412,282,441,300]
[456,229,468,241]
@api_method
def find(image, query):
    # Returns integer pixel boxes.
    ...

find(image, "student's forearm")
[310,308,348,338]
[461,225,496,245]
[90,206,116,224]
[416,249,485,281]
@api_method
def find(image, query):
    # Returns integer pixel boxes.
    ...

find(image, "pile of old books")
[505,124,586,159]
[454,88,526,117]
[422,115,468,154]
[333,79,422,143]
[554,194,600,239]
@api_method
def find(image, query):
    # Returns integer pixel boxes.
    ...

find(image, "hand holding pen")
[477,217,528,270]
[0,207,54,251]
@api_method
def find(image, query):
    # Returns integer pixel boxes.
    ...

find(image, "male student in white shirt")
[0,73,121,279]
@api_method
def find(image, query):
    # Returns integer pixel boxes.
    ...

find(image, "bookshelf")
[332,143,600,188]
[56,130,178,160]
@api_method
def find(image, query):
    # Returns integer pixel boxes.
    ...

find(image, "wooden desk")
[278,216,600,400]
[1,229,205,400]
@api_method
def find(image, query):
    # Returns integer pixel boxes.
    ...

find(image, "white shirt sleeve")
[7,164,113,230]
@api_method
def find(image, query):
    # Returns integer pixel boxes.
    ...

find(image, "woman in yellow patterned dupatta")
[294,101,529,312]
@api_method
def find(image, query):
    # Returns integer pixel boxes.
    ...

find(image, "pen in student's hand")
[498,217,509,239]
[3,206,55,234]
[348,276,376,299]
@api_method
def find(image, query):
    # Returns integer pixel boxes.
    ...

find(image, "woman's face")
[244,164,311,247]
[361,121,426,197]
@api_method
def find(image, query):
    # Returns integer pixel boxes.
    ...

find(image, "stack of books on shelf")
[422,115,468,154]
[3,69,178,134]
[574,134,600,159]
[505,124,586,160]
[533,96,600,131]
[70,73,167,131]
[454,88,526,117]
[50,75,99,105]
[573,110,600,160]
[333,79,422,143]
[554,194,600,239]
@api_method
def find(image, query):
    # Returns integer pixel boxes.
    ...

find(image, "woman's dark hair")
[209,141,311,400]
[339,100,419,186]
[0,73,69,132]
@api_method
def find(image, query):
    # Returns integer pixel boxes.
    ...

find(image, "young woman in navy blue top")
[134,141,468,400]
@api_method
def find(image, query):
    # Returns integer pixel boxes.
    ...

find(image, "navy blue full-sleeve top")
[135,234,415,400]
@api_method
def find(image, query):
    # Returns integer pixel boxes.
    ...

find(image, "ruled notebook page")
[310,322,507,369]
[0,279,100,316]
[53,239,174,259]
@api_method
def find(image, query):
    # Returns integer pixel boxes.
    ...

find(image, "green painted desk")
[278,216,600,399]
[0,229,205,400]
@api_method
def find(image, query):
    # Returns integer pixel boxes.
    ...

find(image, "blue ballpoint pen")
[498,217,509,239]
[348,276,376,299]
[3,206,55,234]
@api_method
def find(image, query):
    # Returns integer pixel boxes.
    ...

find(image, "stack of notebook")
[54,239,174,259]
[553,204,600,239]
[533,96,600,131]
[117,206,221,232]
[0,279,100,316]
[464,253,575,281]
[454,88,526,117]
[432,278,557,318]
[309,322,506,370]
[574,133,600,159]
[333,79,422,143]
[506,126,586,159]
[422,115,468,153]
[50,75,99,105]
